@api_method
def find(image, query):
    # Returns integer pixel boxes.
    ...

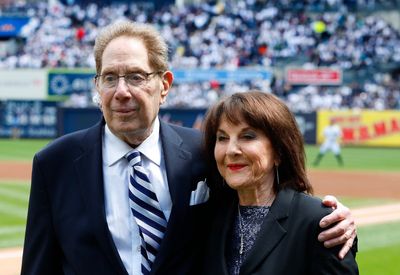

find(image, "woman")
[201,91,358,274]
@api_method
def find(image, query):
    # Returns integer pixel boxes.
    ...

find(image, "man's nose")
[114,77,131,98]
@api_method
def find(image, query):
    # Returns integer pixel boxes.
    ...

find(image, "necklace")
[237,193,275,256]
[237,204,245,256]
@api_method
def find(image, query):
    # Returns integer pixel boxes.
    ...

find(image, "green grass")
[0,139,50,161]
[0,181,30,248]
[357,221,400,275]
[306,145,400,171]
[334,197,399,209]
[1,140,399,170]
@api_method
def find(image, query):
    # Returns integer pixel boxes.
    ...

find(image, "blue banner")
[0,100,58,138]
[172,68,272,83]
[48,71,95,96]
[0,17,30,37]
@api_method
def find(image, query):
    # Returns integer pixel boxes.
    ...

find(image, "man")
[22,21,356,275]
[313,118,344,166]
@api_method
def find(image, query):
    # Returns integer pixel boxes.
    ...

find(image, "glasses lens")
[125,73,147,86]
[101,74,118,89]
[98,72,159,89]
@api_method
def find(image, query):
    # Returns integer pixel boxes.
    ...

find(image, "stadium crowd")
[1,0,399,110]
[162,72,400,111]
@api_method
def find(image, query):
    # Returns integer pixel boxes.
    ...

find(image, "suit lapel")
[159,121,192,205]
[74,119,128,275]
[240,189,294,274]
[150,121,193,273]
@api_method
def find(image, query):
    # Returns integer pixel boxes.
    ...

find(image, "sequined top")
[226,205,270,275]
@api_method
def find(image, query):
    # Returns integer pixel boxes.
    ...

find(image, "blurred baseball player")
[313,119,344,166]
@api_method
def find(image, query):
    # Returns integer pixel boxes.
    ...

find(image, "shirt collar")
[103,118,162,167]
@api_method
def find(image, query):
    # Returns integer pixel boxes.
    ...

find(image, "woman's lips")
[227,164,246,171]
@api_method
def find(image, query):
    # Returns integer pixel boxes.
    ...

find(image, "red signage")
[286,68,342,85]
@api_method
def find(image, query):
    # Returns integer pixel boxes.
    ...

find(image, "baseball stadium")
[0,0,400,274]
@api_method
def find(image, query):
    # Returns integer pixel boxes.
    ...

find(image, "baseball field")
[0,139,399,274]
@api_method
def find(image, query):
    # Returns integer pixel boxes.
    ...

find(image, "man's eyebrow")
[101,66,147,74]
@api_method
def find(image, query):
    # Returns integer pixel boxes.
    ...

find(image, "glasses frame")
[94,71,164,90]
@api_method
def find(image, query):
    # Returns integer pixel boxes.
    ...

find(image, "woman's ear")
[274,150,281,166]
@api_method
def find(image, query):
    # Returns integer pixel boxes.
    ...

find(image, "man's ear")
[160,71,174,104]
[93,77,102,109]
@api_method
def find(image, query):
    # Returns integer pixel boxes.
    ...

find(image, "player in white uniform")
[313,119,344,166]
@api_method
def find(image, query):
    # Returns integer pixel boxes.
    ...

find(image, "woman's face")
[214,116,276,192]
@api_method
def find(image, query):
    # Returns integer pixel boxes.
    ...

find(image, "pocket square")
[190,179,210,206]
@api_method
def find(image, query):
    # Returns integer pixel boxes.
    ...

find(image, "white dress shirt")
[102,118,171,275]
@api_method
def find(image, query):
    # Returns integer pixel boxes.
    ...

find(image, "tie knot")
[125,150,142,167]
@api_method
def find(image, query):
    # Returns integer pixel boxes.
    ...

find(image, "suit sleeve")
[309,207,359,275]
[21,154,63,275]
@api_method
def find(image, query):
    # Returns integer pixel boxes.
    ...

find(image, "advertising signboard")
[317,110,400,147]
[173,68,272,83]
[0,100,57,138]
[48,70,95,96]
[286,68,342,85]
[0,69,47,100]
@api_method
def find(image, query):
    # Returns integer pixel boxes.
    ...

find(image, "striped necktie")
[125,150,167,275]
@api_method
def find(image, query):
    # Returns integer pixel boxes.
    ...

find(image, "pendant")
[239,234,244,255]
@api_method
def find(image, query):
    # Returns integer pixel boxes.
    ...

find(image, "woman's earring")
[275,165,280,186]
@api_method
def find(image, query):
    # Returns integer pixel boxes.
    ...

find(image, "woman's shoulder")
[285,189,333,223]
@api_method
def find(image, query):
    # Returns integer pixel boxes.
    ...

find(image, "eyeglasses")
[95,71,163,90]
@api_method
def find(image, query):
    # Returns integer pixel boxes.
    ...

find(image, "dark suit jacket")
[200,188,359,275]
[21,118,210,275]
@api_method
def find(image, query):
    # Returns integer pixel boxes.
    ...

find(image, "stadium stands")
[0,0,399,110]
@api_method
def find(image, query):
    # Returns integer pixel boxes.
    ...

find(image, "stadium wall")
[56,107,317,144]
[2,100,399,147]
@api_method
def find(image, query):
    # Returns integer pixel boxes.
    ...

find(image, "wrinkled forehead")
[101,36,150,73]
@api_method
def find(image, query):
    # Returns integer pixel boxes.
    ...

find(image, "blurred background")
[0,0,399,274]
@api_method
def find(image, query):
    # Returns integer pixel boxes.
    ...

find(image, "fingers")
[319,205,349,228]
[319,224,354,246]
[319,196,357,259]
[338,231,357,259]
[319,208,356,242]
[322,195,338,208]
[318,220,356,260]
[318,219,347,242]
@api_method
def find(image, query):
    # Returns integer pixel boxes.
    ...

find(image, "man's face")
[96,36,172,146]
